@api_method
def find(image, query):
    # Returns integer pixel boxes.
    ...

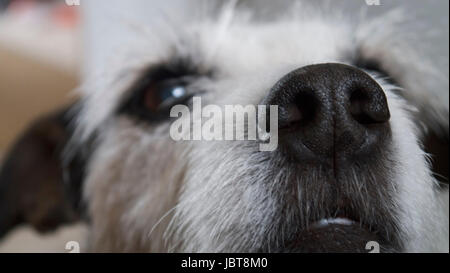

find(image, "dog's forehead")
[191,20,353,76]
[81,1,355,78]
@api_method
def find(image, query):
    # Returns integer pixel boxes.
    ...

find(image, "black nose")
[264,63,390,161]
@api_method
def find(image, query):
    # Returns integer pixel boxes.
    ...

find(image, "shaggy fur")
[47,1,450,252]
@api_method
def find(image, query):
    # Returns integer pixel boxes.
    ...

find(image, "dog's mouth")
[282,210,388,253]
[288,221,381,253]
[265,140,398,252]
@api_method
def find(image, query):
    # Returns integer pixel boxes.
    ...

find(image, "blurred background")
[0,0,84,252]
[0,0,448,252]
[0,0,79,152]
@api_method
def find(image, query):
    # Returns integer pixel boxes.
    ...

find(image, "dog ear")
[0,104,87,239]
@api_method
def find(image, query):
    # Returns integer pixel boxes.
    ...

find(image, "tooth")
[313,218,355,228]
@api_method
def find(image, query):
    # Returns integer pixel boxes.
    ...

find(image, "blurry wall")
[0,46,77,152]
[0,0,80,156]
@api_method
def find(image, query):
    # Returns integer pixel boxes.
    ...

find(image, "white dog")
[0,0,448,253]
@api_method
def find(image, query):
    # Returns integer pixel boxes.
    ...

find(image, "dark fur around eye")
[117,59,208,123]
[353,57,397,85]
[354,56,449,188]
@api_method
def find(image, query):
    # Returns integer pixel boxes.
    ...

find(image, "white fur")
[75,1,449,252]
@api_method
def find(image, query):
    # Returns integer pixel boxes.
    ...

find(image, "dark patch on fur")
[353,57,399,88]
[423,130,449,188]
[355,56,449,189]
[0,103,90,239]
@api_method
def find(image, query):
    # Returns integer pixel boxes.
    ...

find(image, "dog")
[0,0,448,252]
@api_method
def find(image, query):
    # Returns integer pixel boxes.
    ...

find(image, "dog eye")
[118,65,199,122]
[143,78,192,112]
[354,58,396,84]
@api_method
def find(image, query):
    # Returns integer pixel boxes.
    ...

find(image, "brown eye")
[144,78,189,112]
[118,59,208,123]
[118,71,196,123]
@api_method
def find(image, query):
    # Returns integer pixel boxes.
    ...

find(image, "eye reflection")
[144,79,190,112]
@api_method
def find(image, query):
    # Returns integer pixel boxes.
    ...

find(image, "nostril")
[349,89,373,124]
[285,104,303,124]
[349,87,390,125]
[280,92,318,130]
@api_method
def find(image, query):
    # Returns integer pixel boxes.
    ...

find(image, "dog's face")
[0,1,448,253]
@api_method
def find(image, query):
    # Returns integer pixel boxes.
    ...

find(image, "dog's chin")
[283,219,386,253]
